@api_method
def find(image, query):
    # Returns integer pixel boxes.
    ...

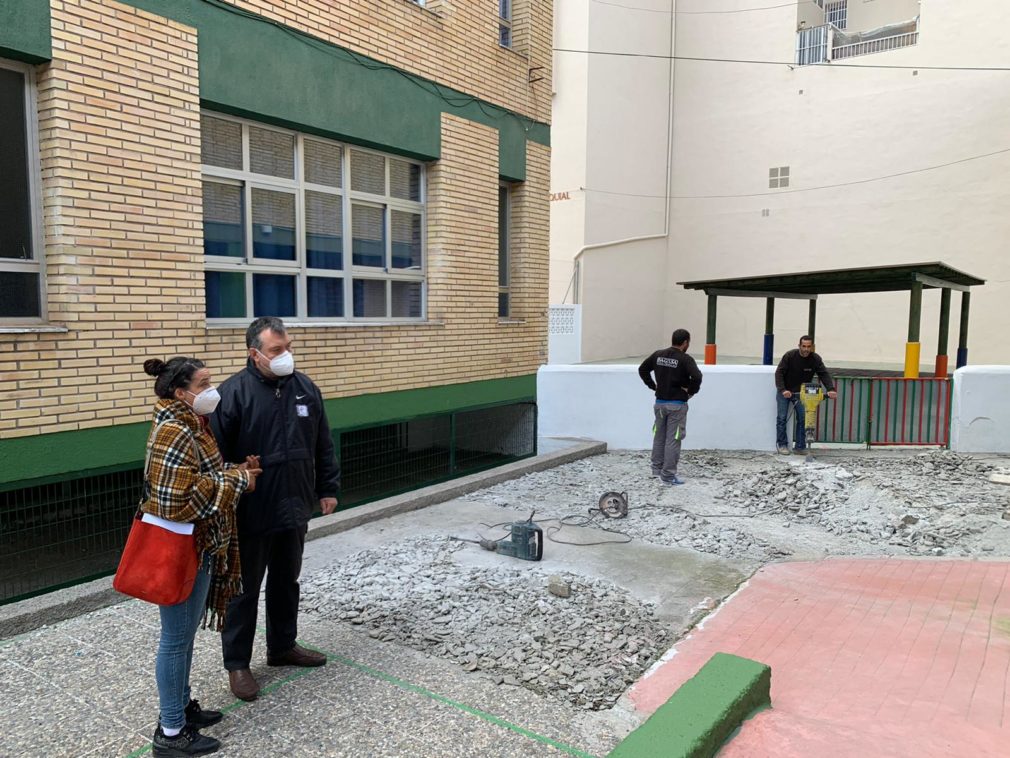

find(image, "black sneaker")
[152,724,221,757]
[185,699,223,729]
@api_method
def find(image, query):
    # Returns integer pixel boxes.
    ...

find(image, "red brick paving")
[629,559,1010,757]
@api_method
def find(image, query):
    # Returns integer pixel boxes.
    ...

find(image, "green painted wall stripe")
[119,0,548,180]
[608,653,771,758]
[325,374,536,430]
[0,375,536,486]
[0,1,52,63]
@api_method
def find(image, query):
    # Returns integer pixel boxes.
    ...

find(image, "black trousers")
[221,526,306,671]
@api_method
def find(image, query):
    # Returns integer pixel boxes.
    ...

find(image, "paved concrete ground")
[10,440,1008,757]
[0,438,749,757]
[631,558,1010,757]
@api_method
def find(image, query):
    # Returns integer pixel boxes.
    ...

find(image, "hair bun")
[143,358,167,377]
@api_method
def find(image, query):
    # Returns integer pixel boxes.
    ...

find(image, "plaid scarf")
[140,399,248,630]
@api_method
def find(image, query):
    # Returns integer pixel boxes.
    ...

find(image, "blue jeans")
[776,393,806,450]
[156,553,212,730]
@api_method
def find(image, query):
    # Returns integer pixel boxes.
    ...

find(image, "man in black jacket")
[774,335,837,454]
[638,329,703,485]
[211,317,341,701]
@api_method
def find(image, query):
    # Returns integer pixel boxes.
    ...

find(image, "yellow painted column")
[905,282,922,378]
[904,342,921,378]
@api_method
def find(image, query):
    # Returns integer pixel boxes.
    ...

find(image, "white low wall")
[950,366,1010,453]
[538,363,779,450]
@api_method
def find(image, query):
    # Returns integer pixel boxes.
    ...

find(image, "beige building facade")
[551,0,1007,368]
[0,0,550,601]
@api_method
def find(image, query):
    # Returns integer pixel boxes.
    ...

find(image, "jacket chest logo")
[296,404,309,417]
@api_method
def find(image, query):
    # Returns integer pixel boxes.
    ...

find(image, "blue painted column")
[762,297,775,365]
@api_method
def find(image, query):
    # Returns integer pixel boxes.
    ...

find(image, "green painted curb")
[608,652,771,758]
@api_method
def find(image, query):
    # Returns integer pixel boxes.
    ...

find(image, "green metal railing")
[0,468,144,606]
[815,376,951,447]
[336,401,537,507]
[1,401,537,604]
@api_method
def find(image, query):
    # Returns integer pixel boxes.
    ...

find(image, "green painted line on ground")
[121,629,596,758]
[122,665,316,758]
[297,639,596,758]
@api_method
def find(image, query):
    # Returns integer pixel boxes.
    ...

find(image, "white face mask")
[256,349,295,377]
[187,387,221,415]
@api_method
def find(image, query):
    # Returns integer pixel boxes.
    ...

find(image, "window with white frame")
[824,0,847,29]
[498,183,511,318]
[201,113,426,323]
[0,60,42,321]
[499,0,512,48]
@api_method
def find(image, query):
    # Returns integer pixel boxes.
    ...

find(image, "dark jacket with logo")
[211,362,340,535]
[775,349,835,393]
[638,348,703,402]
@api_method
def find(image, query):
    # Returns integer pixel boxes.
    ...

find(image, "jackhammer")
[798,381,825,462]
[478,511,544,561]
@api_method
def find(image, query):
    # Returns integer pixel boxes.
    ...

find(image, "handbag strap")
[142,419,202,500]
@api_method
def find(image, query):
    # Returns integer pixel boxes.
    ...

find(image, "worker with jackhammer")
[638,329,703,485]
[775,335,837,455]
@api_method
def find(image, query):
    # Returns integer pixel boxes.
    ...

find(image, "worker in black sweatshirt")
[774,335,837,454]
[638,328,703,485]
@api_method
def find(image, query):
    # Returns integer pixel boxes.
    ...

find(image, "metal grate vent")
[549,306,576,335]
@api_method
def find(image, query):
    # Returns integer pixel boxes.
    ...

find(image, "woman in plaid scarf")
[141,356,260,758]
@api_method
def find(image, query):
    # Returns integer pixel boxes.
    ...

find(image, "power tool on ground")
[597,491,629,518]
[479,511,543,561]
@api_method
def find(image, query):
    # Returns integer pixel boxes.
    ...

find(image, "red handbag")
[113,420,200,605]
[113,512,198,605]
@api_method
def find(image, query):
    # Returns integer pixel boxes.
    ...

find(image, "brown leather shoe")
[267,643,327,668]
[228,668,259,701]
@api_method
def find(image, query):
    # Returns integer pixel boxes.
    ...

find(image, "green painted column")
[935,287,951,376]
[907,282,923,342]
[705,294,717,365]
[905,281,923,378]
[957,290,971,368]
[807,299,816,341]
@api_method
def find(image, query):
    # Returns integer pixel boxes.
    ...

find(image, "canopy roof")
[678,262,985,298]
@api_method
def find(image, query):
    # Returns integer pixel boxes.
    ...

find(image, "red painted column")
[705,294,717,365]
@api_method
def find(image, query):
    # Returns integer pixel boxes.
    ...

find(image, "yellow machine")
[799,382,825,459]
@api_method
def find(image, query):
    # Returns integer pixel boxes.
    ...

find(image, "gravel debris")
[301,447,1010,711]
[301,537,668,710]
[466,449,1010,559]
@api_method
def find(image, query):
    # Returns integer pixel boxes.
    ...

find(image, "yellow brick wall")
[0,0,550,439]
[0,0,203,438]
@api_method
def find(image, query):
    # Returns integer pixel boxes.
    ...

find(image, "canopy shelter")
[678,262,986,378]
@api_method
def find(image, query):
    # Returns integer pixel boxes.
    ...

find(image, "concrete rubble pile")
[300,537,667,710]
[298,449,1010,715]
[466,452,785,562]
[469,450,1010,559]
[847,450,998,509]
[724,464,852,518]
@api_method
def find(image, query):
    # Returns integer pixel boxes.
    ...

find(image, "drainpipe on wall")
[561,0,677,307]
